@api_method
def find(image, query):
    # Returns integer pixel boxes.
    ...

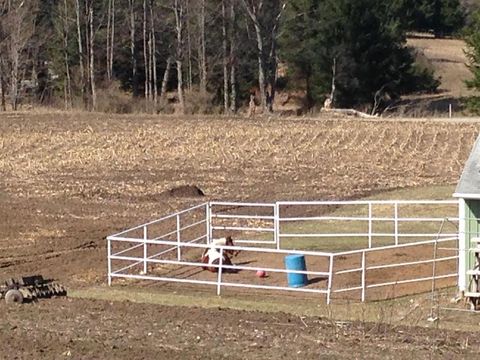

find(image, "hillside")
[408,37,473,98]
[395,36,475,116]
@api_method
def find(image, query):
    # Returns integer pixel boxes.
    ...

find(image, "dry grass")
[70,285,480,333]
[408,37,473,98]
[0,113,478,204]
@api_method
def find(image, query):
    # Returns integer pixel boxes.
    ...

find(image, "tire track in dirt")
[0,241,99,268]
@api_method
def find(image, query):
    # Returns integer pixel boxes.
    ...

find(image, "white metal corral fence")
[106,200,460,304]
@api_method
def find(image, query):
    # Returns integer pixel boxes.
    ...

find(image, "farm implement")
[0,275,67,304]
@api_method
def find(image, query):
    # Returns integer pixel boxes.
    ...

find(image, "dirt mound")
[166,185,205,198]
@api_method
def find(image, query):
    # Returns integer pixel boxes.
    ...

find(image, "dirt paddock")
[2,112,480,358]
[111,239,457,303]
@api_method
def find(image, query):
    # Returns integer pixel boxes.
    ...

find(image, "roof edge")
[453,193,480,199]
[455,133,480,195]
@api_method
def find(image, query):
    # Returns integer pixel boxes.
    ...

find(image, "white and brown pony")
[201,236,240,273]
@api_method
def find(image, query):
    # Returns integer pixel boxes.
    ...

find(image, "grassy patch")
[271,185,458,252]
[70,284,480,332]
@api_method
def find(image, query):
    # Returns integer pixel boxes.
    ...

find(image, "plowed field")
[1,112,480,358]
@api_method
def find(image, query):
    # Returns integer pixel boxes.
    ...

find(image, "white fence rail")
[209,201,276,244]
[331,237,458,301]
[277,200,458,249]
[109,240,334,301]
[107,200,460,304]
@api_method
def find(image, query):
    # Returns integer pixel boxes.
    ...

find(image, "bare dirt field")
[2,297,480,359]
[1,112,480,358]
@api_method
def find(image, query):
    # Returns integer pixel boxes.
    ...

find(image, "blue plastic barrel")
[284,254,308,288]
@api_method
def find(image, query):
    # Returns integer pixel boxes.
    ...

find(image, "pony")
[201,236,240,273]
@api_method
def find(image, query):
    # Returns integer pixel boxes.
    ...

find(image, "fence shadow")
[308,276,328,285]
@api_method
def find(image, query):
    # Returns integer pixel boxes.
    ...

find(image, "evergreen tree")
[435,0,465,36]
[408,0,465,36]
[281,0,439,112]
[465,11,480,114]
[280,0,322,107]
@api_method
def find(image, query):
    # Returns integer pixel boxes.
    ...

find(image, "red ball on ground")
[256,270,267,278]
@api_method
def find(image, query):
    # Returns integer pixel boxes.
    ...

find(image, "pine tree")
[435,0,465,36]
[280,0,322,108]
[281,0,439,112]
[407,0,465,36]
[465,11,480,114]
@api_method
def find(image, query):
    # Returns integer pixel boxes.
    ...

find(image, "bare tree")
[229,0,237,113]
[185,0,193,90]
[198,0,207,95]
[106,0,115,81]
[128,0,138,96]
[241,0,285,113]
[143,0,149,102]
[222,0,229,113]
[330,57,336,106]
[241,0,266,111]
[3,0,38,110]
[160,56,172,103]
[173,0,185,113]
[89,0,96,110]
[149,0,158,106]
[267,0,287,112]
[0,2,8,111]
[61,0,72,109]
[84,0,96,111]
[74,0,86,106]
[0,56,6,111]
[142,0,158,110]
[148,28,153,103]
[266,2,286,112]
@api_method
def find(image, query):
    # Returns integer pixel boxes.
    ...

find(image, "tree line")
[0,0,471,115]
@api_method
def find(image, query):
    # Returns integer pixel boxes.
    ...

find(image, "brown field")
[395,37,474,116]
[2,112,480,358]
[408,37,473,98]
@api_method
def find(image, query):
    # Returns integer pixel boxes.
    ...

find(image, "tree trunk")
[148,31,153,105]
[266,45,277,113]
[74,0,86,107]
[330,57,336,106]
[106,0,112,81]
[9,4,20,111]
[253,22,266,112]
[63,0,72,109]
[106,0,115,81]
[0,57,6,111]
[186,0,193,91]
[10,38,19,110]
[143,0,149,103]
[266,2,285,112]
[241,0,267,112]
[229,1,236,113]
[222,0,229,113]
[174,0,185,114]
[160,57,172,103]
[110,0,115,80]
[88,0,96,111]
[4,1,38,110]
[198,0,207,95]
[149,0,158,106]
[128,0,138,96]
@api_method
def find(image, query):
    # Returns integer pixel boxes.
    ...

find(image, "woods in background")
[0,0,471,115]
